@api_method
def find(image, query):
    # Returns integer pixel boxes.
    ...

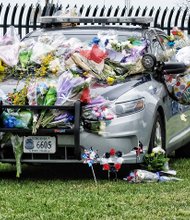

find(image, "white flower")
[121,41,130,47]
[152,146,165,154]
[85,77,92,84]
[49,58,61,72]
[110,39,118,45]
[180,113,187,122]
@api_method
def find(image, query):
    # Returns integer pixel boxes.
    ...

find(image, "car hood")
[91,74,151,101]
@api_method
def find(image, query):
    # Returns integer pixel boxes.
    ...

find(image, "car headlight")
[112,98,145,117]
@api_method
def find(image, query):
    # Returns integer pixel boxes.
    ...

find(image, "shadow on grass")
[0,163,140,181]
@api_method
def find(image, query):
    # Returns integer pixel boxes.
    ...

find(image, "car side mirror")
[161,62,187,74]
[141,53,187,75]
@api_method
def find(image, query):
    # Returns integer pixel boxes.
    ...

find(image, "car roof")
[24,16,152,40]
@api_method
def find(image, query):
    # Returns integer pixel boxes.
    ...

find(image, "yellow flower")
[0,60,5,72]
[41,53,54,66]
[107,77,115,85]
[36,66,47,77]
[83,71,89,77]
[177,31,183,37]
[11,86,28,105]
[51,68,57,74]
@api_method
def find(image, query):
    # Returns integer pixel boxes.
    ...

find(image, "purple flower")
[55,72,85,105]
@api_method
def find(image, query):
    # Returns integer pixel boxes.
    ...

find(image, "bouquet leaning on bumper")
[143,146,169,172]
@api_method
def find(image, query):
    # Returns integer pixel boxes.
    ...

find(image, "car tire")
[148,112,165,153]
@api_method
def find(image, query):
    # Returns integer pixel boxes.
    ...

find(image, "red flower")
[114,163,121,171]
[110,148,116,156]
[176,81,180,87]
[80,87,91,104]
[171,30,178,35]
[103,164,110,171]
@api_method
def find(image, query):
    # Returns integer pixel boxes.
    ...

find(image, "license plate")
[23,136,56,154]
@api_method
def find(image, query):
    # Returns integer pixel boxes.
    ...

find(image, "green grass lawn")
[0,159,190,220]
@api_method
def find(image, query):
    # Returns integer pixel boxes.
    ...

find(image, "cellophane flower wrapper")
[106,49,125,62]
[30,42,55,64]
[28,81,49,133]
[172,73,190,104]
[77,54,105,76]
[126,169,160,183]
[83,104,115,121]
[97,30,118,46]
[34,86,57,132]
[143,147,169,172]
[2,110,32,129]
[0,26,20,67]
[18,39,35,69]
[0,88,7,102]
[175,46,190,66]
[27,81,38,106]
[53,7,79,17]
[80,44,107,64]
[82,96,116,133]
[10,135,23,178]
[45,112,74,128]
[19,49,32,69]
[55,71,89,106]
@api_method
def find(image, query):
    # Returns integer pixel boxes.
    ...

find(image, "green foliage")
[143,151,169,171]
[0,158,190,220]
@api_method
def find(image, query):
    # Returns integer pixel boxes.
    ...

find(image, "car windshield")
[19,25,153,85]
[25,26,144,43]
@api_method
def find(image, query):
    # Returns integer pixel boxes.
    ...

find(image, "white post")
[125,0,131,15]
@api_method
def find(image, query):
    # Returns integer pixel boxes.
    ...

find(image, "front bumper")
[79,109,148,163]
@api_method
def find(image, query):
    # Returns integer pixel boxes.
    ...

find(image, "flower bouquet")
[10,135,23,178]
[143,146,169,172]
[32,85,57,133]
[2,110,33,129]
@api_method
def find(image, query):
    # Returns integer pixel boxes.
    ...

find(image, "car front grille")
[0,144,82,163]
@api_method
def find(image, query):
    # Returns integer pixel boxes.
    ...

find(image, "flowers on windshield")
[0,25,151,84]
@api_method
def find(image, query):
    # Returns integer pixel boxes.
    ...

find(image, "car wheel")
[148,112,165,153]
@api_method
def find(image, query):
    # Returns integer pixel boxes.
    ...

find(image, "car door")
[147,29,190,146]
[166,97,190,149]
